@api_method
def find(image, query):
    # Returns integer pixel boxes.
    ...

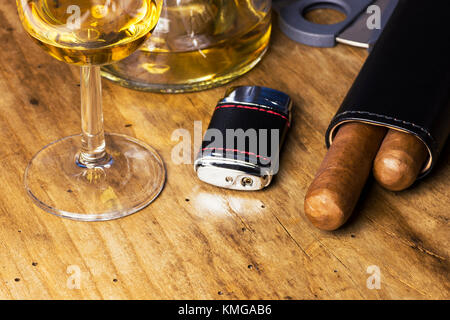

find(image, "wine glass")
[17,0,165,221]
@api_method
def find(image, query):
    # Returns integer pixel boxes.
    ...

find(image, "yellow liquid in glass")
[102,0,272,93]
[17,0,161,65]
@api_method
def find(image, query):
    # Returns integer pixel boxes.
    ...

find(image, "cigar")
[304,123,386,231]
[373,129,428,191]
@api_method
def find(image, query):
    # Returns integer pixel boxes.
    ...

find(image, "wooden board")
[0,3,448,299]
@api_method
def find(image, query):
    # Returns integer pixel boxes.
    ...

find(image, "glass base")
[101,46,267,93]
[24,133,165,221]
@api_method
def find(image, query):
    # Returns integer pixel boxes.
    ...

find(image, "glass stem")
[78,66,109,167]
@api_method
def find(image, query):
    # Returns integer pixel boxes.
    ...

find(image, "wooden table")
[0,3,448,299]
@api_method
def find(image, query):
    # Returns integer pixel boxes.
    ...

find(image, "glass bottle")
[102,0,272,93]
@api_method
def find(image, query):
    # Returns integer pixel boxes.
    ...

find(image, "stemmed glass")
[17,0,165,221]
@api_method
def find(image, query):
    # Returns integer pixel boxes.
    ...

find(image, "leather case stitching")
[216,104,291,127]
[201,147,271,162]
[334,110,436,145]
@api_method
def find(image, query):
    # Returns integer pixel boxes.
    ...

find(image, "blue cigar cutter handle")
[273,0,373,47]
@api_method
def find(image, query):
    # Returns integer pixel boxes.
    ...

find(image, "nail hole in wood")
[30,98,39,106]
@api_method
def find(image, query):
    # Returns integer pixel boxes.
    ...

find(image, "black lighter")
[194,86,293,191]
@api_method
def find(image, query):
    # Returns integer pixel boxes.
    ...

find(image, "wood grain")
[0,3,448,299]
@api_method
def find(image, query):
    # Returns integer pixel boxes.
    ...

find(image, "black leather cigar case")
[326,0,450,178]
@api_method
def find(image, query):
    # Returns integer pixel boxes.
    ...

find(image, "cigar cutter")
[194,86,293,191]
[272,0,399,50]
